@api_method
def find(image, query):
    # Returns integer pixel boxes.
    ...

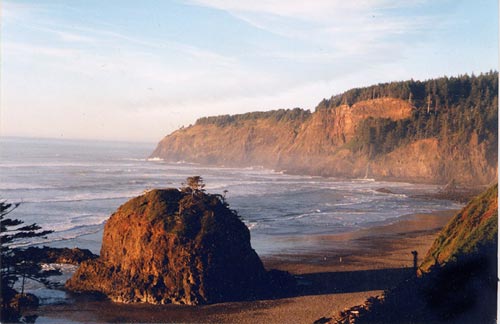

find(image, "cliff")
[66,186,271,305]
[151,73,498,186]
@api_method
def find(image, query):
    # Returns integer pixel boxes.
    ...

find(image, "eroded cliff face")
[66,189,269,305]
[151,117,304,168]
[151,95,497,186]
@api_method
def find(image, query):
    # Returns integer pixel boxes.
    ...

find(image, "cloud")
[3,0,483,142]
[1,1,47,21]
[186,0,439,62]
[186,0,430,21]
[3,41,81,59]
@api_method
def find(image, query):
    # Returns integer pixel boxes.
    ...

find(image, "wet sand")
[33,209,456,324]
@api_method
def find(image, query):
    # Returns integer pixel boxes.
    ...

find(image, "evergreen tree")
[1,201,59,322]
[183,176,206,193]
[334,72,498,160]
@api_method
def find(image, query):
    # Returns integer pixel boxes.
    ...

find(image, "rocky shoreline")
[30,209,457,323]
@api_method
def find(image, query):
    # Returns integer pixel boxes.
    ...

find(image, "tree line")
[195,108,311,127]
[331,72,498,159]
[193,72,497,161]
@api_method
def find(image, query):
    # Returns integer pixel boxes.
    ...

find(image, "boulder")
[66,188,270,305]
[375,188,395,194]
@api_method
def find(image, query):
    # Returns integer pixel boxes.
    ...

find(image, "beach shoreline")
[30,209,457,324]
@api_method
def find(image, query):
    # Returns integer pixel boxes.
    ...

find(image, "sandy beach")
[32,209,456,324]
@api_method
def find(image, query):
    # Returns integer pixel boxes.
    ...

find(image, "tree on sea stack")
[66,178,276,305]
[183,176,206,193]
[1,201,60,323]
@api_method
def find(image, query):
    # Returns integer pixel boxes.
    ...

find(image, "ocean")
[1,136,461,257]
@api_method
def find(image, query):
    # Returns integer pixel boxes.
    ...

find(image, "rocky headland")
[66,182,293,305]
[151,73,498,186]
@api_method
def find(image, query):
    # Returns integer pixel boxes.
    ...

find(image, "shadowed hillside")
[319,184,498,324]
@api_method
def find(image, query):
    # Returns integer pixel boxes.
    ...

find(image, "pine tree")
[1,201,60,322]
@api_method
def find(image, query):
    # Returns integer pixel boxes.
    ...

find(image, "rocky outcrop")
[66,188,273,305]
[19,247,97,265]
[1,291,39,324]
[151,74,498,186]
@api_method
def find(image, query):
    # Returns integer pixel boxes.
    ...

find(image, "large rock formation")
[151,73,498,186]
[66,187,271,305]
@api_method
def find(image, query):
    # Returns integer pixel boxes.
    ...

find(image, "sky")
[1,0,498,142]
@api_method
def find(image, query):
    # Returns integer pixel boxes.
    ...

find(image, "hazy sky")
[1,0,497,142]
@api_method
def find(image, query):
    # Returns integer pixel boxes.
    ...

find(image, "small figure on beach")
[411,250,418,271]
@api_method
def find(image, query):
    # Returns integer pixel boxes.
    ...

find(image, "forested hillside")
[328,72,498,161]
[151,72,498,186]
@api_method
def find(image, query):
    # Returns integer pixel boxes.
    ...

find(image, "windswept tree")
[1,201,59,322]
[183,176,206,193]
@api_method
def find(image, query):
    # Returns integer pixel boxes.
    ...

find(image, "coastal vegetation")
[1,201,98,323]
[151,72,498,186]
[323,184,498,324]
[338,72,498,159]
[1,201,57,323]
[195,108,311,127]
[420,184,498,271]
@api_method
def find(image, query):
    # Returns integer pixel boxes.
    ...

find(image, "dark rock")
[1,286,20,322]
[9,293,39,309]
[375,188,395,194]
[66,188,272,305]
[20,247,98,265]
[2,292,39,324]
[266,269,297,296]
[313,316,332,324]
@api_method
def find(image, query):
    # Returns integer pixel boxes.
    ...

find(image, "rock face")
[151,99,412,173]
[66,188,269,305]
[151,74,498,186]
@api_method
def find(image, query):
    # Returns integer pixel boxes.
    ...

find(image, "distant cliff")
[151,73,498,186]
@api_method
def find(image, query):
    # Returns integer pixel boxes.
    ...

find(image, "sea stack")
[66,184,269,305]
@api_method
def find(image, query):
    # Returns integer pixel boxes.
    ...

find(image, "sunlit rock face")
[66,189,268,305]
